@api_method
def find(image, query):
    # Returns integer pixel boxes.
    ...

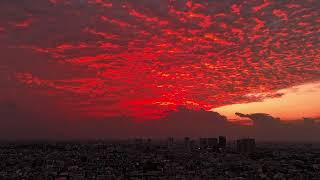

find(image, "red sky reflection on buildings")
[0,0,319,120]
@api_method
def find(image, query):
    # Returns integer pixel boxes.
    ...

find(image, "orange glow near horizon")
[213,82,320,121]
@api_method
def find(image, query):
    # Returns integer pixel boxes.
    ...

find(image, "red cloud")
[0,0,319,119]
[252,0,270,12]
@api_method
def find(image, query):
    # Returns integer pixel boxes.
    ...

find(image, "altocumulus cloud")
[0,0,319,119]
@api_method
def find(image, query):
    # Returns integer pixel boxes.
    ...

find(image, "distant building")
[237,138,256,154]
[199,138,208,149]
[207,138,218,149]
[184,137,191,152]
[166,137,174,149]
[218,136,226,148]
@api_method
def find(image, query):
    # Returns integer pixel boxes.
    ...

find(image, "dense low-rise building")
[0,138,319,179]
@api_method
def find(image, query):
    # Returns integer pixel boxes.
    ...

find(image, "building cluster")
[0,137,320,179]
[236,138,256,155]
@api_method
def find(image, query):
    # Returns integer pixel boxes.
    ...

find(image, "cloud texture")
[0,0,319,119]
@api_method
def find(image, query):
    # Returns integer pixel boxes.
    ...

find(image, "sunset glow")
[0,0,319,121]
[214,82,320,121]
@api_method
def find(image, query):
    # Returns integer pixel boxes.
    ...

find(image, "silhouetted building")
[219,136,226,148]
[237,138,255,154]
[184,137,191,152]
[207,138,218,149]
[199,138,208,149]
[166,137,174,149]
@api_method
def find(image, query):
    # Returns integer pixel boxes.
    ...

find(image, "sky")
[214,82,320,120]
[0,0,319,139]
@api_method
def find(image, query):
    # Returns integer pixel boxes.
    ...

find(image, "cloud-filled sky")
[0,0,319,121]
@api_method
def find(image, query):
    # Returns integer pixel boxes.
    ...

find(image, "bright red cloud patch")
[0,0,319,119]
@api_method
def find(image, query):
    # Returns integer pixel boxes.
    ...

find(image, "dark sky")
[0,0,319,139]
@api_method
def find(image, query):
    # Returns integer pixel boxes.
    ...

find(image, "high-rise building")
[199,138,208,149]
[207,138,218,149]
[237,138,256,154]
[218,136,226,148]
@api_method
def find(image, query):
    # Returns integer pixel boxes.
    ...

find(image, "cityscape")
[1,0,320,179]
[1,137,320,179]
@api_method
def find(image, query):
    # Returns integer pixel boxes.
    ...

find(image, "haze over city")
[1,1,320,179]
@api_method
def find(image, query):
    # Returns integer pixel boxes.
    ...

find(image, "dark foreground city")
[1,137,320,180]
